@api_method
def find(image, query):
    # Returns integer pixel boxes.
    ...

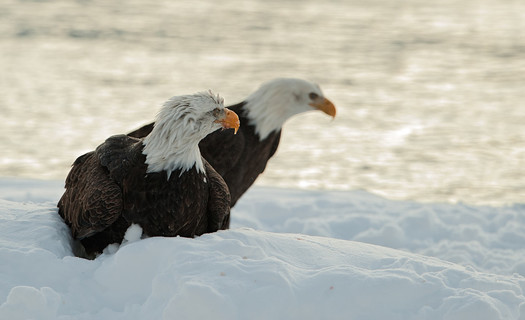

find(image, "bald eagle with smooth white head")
[58,91,240,256]
[128,78,336,214]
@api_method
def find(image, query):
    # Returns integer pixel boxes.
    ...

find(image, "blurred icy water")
[1,0,524,205]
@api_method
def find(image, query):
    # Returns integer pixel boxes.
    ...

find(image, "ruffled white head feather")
[142,91,225,179]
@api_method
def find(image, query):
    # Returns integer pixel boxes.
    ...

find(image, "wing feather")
[58,135,141,239]
[204,160,231,231]
[58,152,122,239]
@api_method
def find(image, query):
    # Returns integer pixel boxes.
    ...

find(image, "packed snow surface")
[1,178,524,319]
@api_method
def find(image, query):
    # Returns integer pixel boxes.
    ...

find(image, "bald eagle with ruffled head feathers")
[58,91,240,256]
[128,78,336,214]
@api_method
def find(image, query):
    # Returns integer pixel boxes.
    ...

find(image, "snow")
[1,178,524,319]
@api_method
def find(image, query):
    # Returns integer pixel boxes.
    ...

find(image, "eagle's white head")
[243,78,336,140]
[143,91,239,179]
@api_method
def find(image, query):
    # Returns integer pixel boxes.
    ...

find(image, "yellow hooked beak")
[216,108,240,134]
[309,96,336,118]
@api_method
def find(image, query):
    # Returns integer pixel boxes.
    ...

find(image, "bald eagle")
[128,78,336,213]
[58,91,240,256]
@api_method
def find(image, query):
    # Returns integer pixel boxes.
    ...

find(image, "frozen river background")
[1,0,524,205]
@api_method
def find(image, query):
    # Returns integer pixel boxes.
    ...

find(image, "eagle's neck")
[142,119,204,180]
[243,89,294,141]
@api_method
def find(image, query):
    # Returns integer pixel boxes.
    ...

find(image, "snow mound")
[233,187,525,276]
[1,180,525,319]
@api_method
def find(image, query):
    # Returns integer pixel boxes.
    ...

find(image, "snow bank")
[1,179,524,319]
[233,187,525,276]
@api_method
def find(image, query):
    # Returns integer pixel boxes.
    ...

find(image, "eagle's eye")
[309,92,319,100]
[212,108,222,117]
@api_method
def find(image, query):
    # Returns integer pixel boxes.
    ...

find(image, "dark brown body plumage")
[58,134,230,255]
[128,102,281,209]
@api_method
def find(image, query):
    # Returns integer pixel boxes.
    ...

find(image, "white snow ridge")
[1,179,524,320]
